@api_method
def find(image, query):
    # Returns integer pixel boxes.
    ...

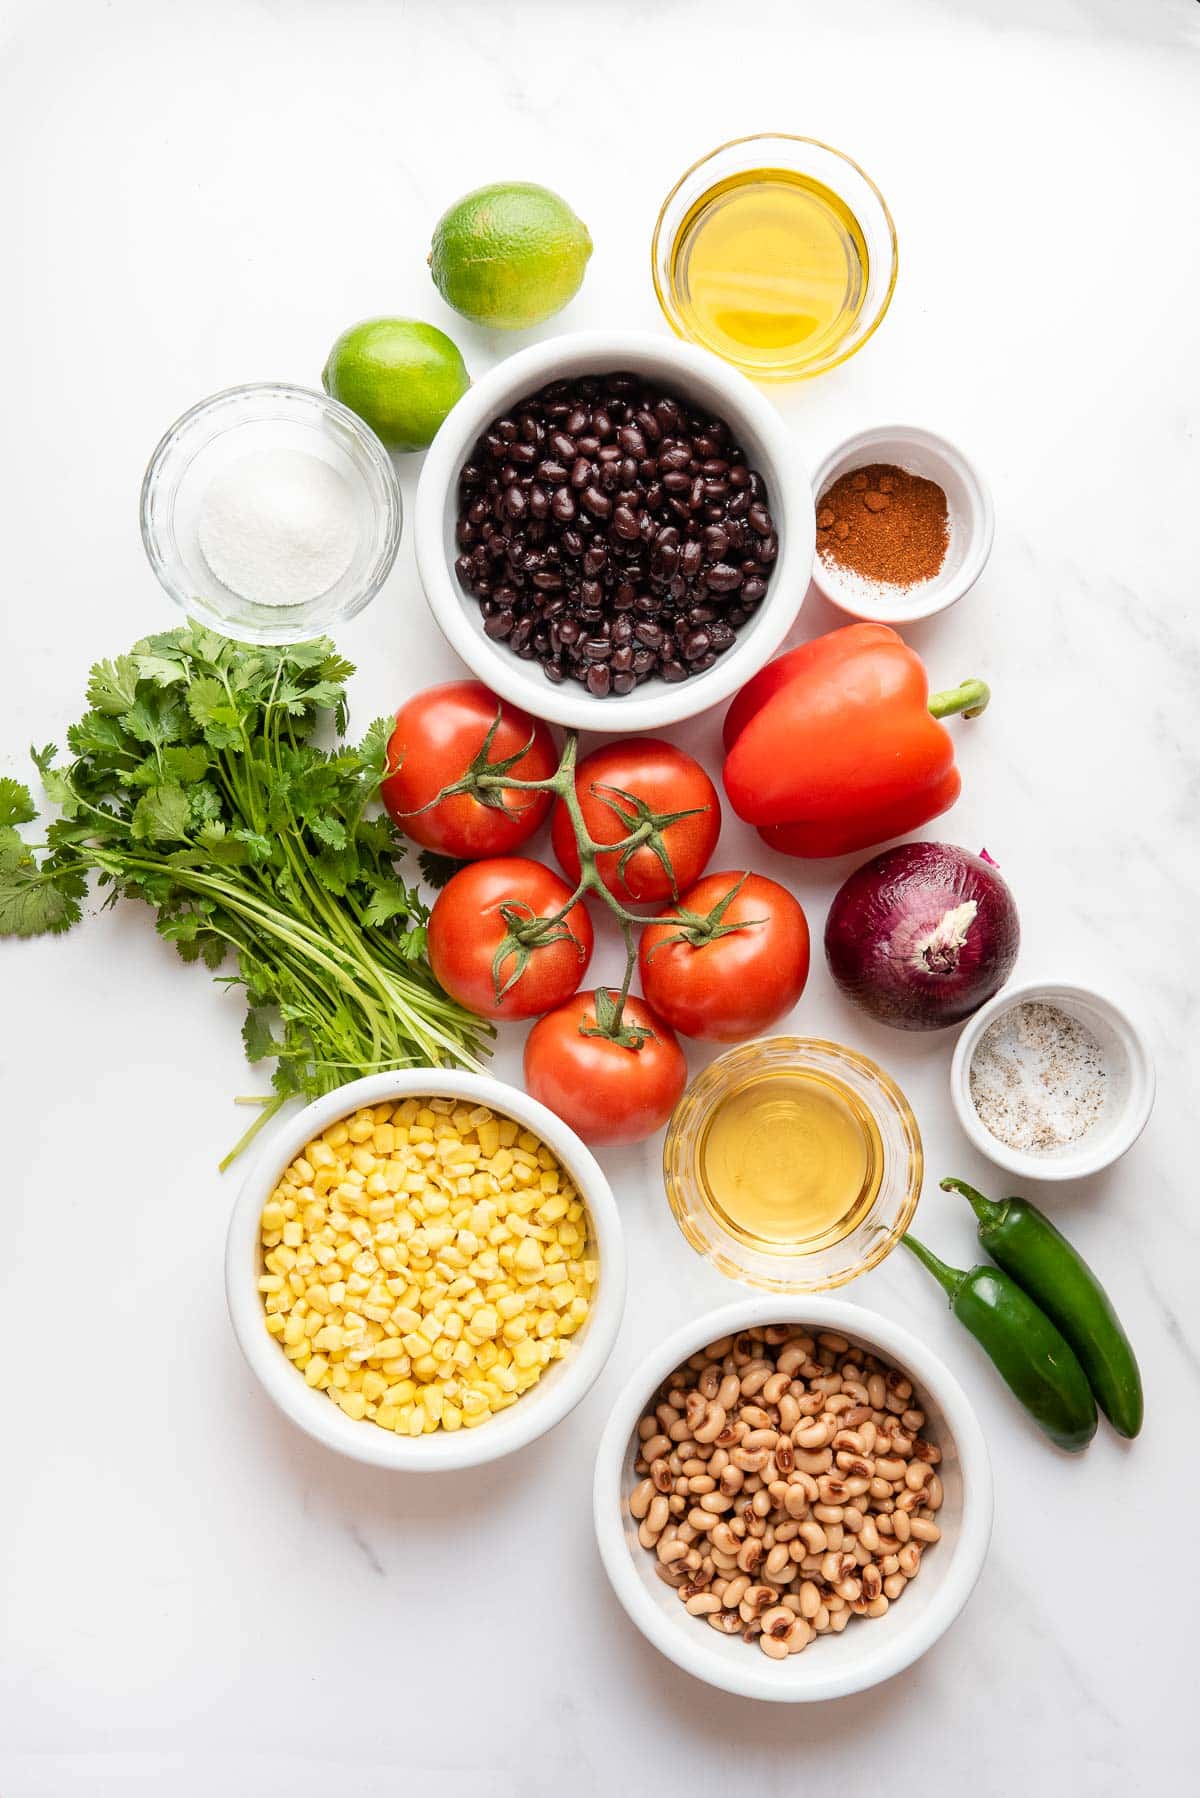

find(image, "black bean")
[581,486,612,518]
[757,532,779,565]
[551,488,576,522]
[705,562,742,593]
[504,486,527,520]
[550,431,576,462]
[662,470,691,494]
[586,664,612,697]
[660,659,688,683]
[741,577,768,602]
[570,457,592,490]
[539,459,569,483]
[613,505,640,541]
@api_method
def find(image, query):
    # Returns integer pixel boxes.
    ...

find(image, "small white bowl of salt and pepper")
[950,980,1155,1183]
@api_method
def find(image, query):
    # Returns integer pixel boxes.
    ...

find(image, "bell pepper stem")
[939,1176,1006,1228]
[902,1232,966,1304]
[927,678,990,721]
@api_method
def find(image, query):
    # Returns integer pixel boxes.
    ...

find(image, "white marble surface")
[2,0,1198,1791]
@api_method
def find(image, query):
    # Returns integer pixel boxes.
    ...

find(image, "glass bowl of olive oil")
[662,1038,922,1292]
[652,134,898,382]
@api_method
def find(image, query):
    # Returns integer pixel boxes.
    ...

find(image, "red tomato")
[428,858,593,1021]
[550,738,720,903]
[638,871,810,1042]
[381,681,556,858]
[523,991,688,1146]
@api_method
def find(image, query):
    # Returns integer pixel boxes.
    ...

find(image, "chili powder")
[816,463,949,589]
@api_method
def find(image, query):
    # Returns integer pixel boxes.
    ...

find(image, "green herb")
[2,626,492,1164]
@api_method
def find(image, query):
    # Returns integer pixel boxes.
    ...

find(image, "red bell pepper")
[722,623,989,858]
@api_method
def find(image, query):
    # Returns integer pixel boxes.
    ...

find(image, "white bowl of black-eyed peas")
[593,1296,992,1701]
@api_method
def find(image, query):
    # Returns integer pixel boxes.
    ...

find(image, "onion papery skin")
[824,842,1020,1031]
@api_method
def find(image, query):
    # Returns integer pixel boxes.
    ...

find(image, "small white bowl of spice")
[950,980,1155,1181]
[811,424,994,625]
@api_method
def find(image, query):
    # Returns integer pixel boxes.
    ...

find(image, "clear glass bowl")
[140,383,402,645]
[662,1038,923,1293]
[651,134,898,382]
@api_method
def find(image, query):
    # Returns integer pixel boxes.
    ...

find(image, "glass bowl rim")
[650,132,900,382]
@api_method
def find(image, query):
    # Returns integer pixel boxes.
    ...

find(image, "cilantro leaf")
[87,657,140,716]
[131,784,192,842]
[0,832,86,935]
[0,779,35,826]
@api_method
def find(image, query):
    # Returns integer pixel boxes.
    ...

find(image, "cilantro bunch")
[0,626,491,1164]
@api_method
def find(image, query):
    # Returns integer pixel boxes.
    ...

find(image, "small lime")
[322,318,470,453]
[430,182,592,330]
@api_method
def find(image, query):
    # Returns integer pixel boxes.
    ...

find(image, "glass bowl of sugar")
[140,383,402,644]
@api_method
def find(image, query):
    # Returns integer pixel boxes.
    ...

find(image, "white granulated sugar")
[969,1000,1108,1153]
[198,447,358,606]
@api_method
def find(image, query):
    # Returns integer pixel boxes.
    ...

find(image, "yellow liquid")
[696,1069,883,1254]
[668,168,869,375]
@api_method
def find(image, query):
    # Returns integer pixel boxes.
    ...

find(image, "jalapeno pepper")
[941,1178,1143,1439]
[902,1233,1098,1452]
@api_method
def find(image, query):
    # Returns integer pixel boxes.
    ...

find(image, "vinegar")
[667,167,869,377]
[696,1067,883,1254]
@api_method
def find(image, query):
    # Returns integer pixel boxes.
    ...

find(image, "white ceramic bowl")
[594,1296,993,1702]
[811,424,994,624]
[226,1070,626,1471]
[414,331,815,732]
[950,979,1156,1182]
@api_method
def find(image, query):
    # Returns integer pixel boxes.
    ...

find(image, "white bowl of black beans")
[593,1297,993,1701]
[415,332,814,731]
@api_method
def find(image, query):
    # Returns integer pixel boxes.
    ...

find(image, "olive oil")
[696,1067,883,1254]
[668,168,869,377]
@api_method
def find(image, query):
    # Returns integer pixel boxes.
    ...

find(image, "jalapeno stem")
[939,1175,1006,1228]
[901,1232,966,1303]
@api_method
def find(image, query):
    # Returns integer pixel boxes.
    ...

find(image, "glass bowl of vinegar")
[662,1039,922,1292]
[651,134,898,382]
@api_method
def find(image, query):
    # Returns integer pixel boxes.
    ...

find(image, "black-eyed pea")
[731,1445,770,1474]
[642,1432,671,1462]
[759,1631,790,1660]
[764,1543,791,1581]
[783,1484,810,1521]
[883,1572,907,1600]
[910,1517,941,1544]
[689,1474,717,1495]
[796,1390,825,1417]
[684,1548,703,1571]
[906,1461,930,1492]
[798,1579,821,1619]
[793,1419,832,1451]
[711,1520,740,1557]
[891,1508,912,1543]
[858,1517,882,1556]
[798,1520,827,1555]
[656,1561,689,1588]
[794,1447,834,1477]
[875,1455,906,1483]
[637,1414,658,1441]
[737,1537,764,1575]
[629,1477,654,1520]
[751,1488,772,1518]
[825,1392,854,1415]
[890,1431,914,1457]
[832,1428,863,1454]
[739,1366,772,1399]
[762,1370,791,1406]
[778,1393,801,1434]
[866,1595,889,1618]
[685,1592,723,1616]
[861,1563,883,1601]
[926,1473,944,1511]
[902,1407,925,1432]
[651,1458,673,1493]
[880,1553,900,1576]
[668,1494,686,1516]
[824,1523,845,1551]
[895,1489,921,1515]
[867,1372,887,1410]
[717,1373,742,1411]
[700,1490,732,1515]
[707,1610,743,1635]
[667,1417,692,1442]
[869,1476,892,1502]
[659,1538,689,1565]
[829,1608,850,1633]
[723,1573,750,1610]
[813,1604,830,1631]
[703,1335,734,1361]
[698,1364,720,1401]
[898,1542,922,1577]
[710,1548,739,1571]
[842,1506,864,1534]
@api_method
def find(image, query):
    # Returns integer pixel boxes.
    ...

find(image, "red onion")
[824,842,1019,1031]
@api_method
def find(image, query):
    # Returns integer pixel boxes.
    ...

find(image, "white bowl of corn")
[226,1070,626,1470]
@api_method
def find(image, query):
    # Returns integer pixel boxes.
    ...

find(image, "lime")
[321,318,470,452]
[429,182,592,330]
